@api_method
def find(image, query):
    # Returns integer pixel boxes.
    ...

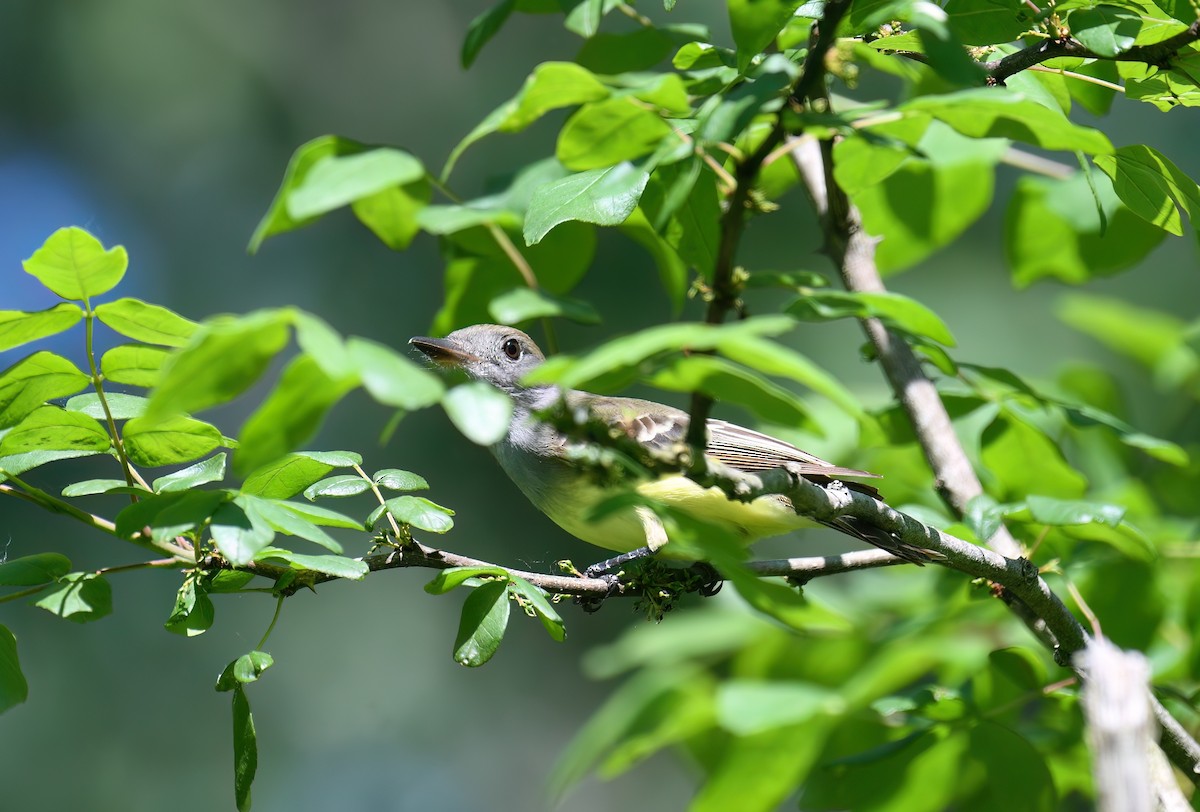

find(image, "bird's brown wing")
[578,395,931,564]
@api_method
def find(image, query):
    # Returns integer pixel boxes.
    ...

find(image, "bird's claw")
[692,562,723,597]
[576,572,622,613]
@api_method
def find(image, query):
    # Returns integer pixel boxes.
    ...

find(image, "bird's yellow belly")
[538,475,812,555]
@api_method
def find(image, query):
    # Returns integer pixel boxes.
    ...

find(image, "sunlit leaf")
[22,227,127,302]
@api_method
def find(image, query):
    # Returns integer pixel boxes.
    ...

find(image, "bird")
[409,323,928,576]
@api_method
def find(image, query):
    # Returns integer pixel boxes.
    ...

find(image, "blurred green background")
[2,2,1197,810]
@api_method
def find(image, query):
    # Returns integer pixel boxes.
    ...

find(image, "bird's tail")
[822,517,942,565]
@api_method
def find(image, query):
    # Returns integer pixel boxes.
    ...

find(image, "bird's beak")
[409,335,479,368]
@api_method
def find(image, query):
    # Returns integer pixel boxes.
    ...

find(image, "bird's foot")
[575,572,622,614]
[688,562,724,597]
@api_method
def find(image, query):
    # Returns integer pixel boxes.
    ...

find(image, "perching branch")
[983,21,1200,84]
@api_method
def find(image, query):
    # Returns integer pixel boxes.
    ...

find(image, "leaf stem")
[256,594,284,650]
[83,306,148,495]
[0,584,51,604]
[353,463,403,541]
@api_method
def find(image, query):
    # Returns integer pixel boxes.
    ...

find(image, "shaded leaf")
[374,469,430,491]
[524,163,650,245]
[254,548,368,579]
[488,287,601,325]
[210,502,276,566]
[0,553,71,586]
[0,625,28,714]
[557,97,672,171]
[240,494,343,554]
[787,290,956,346]
[386,495,455,533]
[303,474,371,500]
[425,565,510,594]
[33,573,112,623]
[507,575,566,642]
[462,0,516,68]
[241,450,360,499]
[0,406,110,456]
[231,687,256,811]
[153,453,228,492]
[453,580,511,667]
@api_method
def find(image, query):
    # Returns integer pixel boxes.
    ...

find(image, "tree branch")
[787,129,1200,784]
[983,21,1200,84]
[684,0,853,456]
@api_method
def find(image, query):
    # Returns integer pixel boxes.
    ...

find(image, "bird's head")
[409,324,546,394]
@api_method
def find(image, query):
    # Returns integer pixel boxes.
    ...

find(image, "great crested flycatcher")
[410,324,926,572]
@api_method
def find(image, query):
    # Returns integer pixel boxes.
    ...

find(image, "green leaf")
[0,351,90,429]
[1024,495,1125,527]
[945,0,1030,45]
[241,450,361,499]
[716,680,843,735]
[22,227,127,302]
[291,311,353,379]
[576,26,682,73]
[1069,5,1140,57]
[453,580,511,667]
[123,415,223,467]
[1057,293,1190,373]
[254,548,368,579]
[524,163,650,245]
[556,97,672,171]
[153,453,228,492]
[147,310,291,420]
[351,178,432,250]
[231,686,257,811]
[488,287,601,325]
[61,478,146,497]
[206,570,256,593]
[462,0,516,67]
[0,625,28,714]
[210,502,276,566]
[1093,144,1200,240]
[523,316,794,389]
[216,651,276,690]
[968,722,1058,810]
[250,135,368,252]
[0,304,83,353]
[0,553,71,586]
[239,494,343,554]
[424,565,510,594]
[442,381,515,446]
[0,406,110,456]
[100,344,170,387]
[273,500,365,530]
[385,495,455,533]
[728,0,803,70]
[648,355,811,426]
[348,337,445,410]
[1005,171,1165,287]
[114,489,229,542]
[787,290,956,345]
[65,392,149,420]
[164,576,214,637]
[981,412,1087,499]
[900,89,1114,154]
[303,474,371,499]
[33,573,112,623]
[716,333,864,418]
[373,469,430,491]
[0,448,108,477]
[235,354,356,477]
[617,209,689,312]
[852,122,1006,273]
[443,62,610,179]
[286,148,425,220]
[507,575,566,642]
[94,298,198,348]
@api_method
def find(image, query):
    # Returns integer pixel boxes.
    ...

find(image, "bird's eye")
[502,338,522,361]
